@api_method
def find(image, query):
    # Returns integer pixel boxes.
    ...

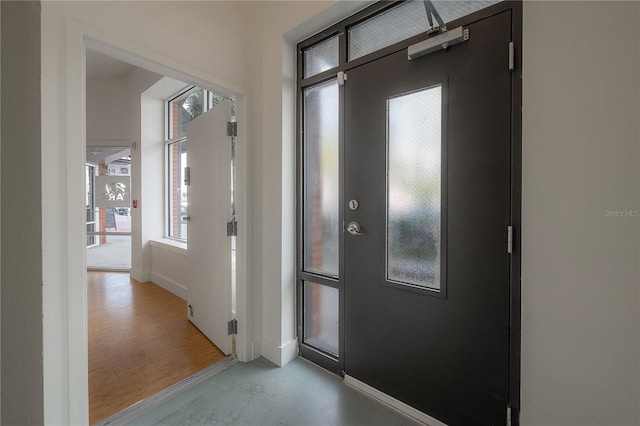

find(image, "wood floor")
[88,271,225,424]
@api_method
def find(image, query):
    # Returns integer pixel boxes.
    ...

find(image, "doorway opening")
[84,48,243,422]
[86,146,132,270]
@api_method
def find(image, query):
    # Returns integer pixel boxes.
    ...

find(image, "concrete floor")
[126,357,419,426]
[87,212,132,269]
[87,235,131,269]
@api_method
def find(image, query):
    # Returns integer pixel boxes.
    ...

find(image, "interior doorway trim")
[51,18,252,425]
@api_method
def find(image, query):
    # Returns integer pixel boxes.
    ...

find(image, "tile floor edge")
[94,354,239,426]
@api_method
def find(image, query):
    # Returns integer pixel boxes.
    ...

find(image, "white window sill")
[150,238,187,256]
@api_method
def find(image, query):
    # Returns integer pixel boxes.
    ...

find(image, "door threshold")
[344,375,447,426]
[87,267,131,273]
[94,354,238,426]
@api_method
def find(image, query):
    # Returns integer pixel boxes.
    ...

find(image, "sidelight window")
[302,80,340,277]
[303,282,339,356]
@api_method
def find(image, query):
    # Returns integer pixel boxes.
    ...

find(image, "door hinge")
[508,41,515,71]
[506,404,512,426]
[184,167,191,186]
[227,318,238,335]
[507,225,513,254]
[337,71,347,86]
[227,220,237,236]
[227,121,237,137]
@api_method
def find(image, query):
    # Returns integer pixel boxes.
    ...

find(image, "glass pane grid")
[303,80,339,277]
[304,281,339,356]
[387,86,442,290]
[304,36,339,78]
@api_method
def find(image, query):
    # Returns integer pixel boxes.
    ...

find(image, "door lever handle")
[182,215,191,222]
[346,221,364,236]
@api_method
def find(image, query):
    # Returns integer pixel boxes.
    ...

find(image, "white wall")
[150,241,188,299]
[132,76,165,282]
[86,75,130,141]
[521,2,640,424]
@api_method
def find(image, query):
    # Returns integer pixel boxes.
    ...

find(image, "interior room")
[84,50,242,422]
[2,1,639,425]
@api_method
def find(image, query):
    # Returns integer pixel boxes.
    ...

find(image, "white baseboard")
[150,272,187,299]
[280,338,298,365]
[261,337,298,367]
[251,338,262,362]
[344,375,447,426]
[129,267,150,283]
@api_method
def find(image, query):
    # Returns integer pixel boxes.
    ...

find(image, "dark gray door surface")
[344,11,512,425]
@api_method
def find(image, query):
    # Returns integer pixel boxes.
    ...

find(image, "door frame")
[296,1,523,423]
[57,20,252,424]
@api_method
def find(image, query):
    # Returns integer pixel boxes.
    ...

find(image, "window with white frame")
[165,86,229,240]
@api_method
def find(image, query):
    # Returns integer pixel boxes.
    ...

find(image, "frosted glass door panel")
[303,80,339,277]
[304,282,339,356]
[386,86,442,290]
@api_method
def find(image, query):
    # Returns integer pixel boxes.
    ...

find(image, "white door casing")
[186,100,233,355]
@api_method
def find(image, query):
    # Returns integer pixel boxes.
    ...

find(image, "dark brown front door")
[344,11,513,425]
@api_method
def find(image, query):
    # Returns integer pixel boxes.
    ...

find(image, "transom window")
[302,0,500,78]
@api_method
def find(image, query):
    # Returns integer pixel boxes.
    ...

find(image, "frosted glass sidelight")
[304,36,339,78]
[304,282,339,355]
[303,80,339,277]
[387,86,442,290]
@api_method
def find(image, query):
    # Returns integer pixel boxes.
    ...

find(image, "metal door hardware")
[346,221,364,236]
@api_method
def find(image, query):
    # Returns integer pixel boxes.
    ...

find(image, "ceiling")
[86,50,135,79]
